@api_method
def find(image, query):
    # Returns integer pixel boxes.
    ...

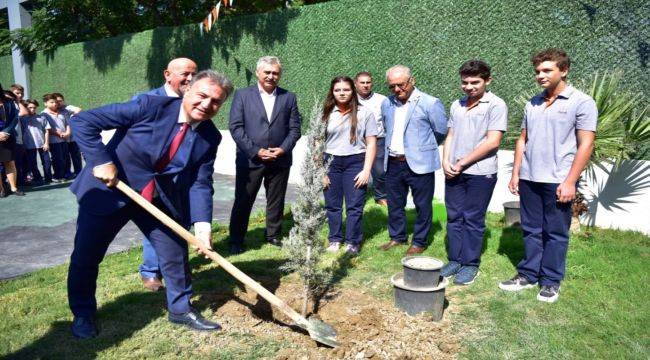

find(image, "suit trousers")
[386,158,435,247]
[229,165,290,245]
[323,153,367,246]
[26,148,52,182]
[445,173,497,266]
[68,199,192,317]
[139,236,161,279]
[49,142,68,180]
[516,180,572,286]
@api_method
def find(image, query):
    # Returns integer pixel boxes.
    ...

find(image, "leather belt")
[389,154,407,162]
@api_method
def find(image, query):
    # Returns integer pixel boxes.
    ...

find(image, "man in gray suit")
[228,56,301,254]
[134,57,197,291]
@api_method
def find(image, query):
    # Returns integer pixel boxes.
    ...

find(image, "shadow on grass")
[496,224,524,267]
[3,291,165,360]
[209,211,295,255]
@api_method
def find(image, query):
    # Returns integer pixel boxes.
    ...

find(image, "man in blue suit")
[378,65,447,255]
[133,57,198,292]
[228,56,301,254]
[67,70,232,339]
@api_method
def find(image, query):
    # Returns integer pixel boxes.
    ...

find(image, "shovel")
[115,180,340,348]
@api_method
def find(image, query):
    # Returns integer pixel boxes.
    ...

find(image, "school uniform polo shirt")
[42,110,69,144]
[447,91,508,175]
[520,85,598,184]
[324,106,378,156]
[21,115,50,149]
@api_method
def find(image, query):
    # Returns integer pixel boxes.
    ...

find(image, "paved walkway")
[0,174,297,279]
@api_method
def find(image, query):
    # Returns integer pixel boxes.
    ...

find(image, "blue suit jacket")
[382,88,448,174]
[132,85,167,101]
[69,95,221,227]
[229,85,301,168]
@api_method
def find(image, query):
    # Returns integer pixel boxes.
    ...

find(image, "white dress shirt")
[164,83,180,97]
[257,83,277,122]
[389,102,409,155]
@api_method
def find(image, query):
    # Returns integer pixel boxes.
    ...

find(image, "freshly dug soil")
[199,277,461,359]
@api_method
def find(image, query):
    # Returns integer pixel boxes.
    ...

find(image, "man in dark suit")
[133,57,198,293]
[67,70,232,339]
[228,56,301,254]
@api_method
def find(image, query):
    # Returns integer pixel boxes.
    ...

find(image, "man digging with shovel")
[67,70,232,339]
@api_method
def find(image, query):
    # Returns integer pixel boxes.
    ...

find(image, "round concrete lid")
[401,256,444,271]
[391,272,448,292]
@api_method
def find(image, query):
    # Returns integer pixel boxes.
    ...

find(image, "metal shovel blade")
[296,317,341,348]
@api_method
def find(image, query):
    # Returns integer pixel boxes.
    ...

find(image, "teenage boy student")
[41,93,71,182]
[53,93,82,179]
[441,60,507,285]
[499,48,597,303]
[21,99,53,185]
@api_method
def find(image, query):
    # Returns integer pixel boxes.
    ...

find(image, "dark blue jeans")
[517,180,572,286]
[445,173,497,266]
[49,142,68,180]
[386,158,435,248]
[323,153,367,245]
[26,148,52,182]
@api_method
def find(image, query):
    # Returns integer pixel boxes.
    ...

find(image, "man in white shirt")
[379,65,447,255]
[228,56,301,254]
[355,71,388,206]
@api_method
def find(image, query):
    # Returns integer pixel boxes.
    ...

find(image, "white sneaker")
[345,244,360,255]
[498,274,537,291]
[537,285,561,303]
[326,242,341,252]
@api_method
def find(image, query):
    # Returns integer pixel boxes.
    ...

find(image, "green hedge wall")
[0,0,647,149]
[0,55,12,89]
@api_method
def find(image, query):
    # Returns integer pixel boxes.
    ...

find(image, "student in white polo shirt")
[441,60,507,285]
[499,48,597,303]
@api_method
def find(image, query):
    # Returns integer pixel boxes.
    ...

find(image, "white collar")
[178,106,201,130]
[257,83,277,96]
[164,83,181,98]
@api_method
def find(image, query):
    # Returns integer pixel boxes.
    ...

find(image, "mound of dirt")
[203,278,461,359]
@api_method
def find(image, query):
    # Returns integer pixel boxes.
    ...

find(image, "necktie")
[141,122,190,202]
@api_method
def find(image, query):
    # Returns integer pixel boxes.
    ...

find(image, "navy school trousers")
[516,179,572,286]
[445,173,497,266]
[323,153,367,246]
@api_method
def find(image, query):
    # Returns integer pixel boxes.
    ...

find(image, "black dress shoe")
[267,238,282,247]
[168,309,222,331]
[71,316,98,339]
[229,243,245,254]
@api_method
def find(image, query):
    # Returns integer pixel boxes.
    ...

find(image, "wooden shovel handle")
[115,180,307,326]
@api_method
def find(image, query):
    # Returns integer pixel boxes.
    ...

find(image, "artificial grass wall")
[0,0,646,147]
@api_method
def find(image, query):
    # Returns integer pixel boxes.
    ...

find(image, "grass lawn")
[0,202,648,359]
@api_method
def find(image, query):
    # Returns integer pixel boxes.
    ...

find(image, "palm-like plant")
[587,71,650,167]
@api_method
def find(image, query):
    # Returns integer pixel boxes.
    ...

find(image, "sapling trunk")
[281,102,332,318]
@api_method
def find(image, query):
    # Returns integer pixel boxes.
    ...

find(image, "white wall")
[101,129,650,235]
[215,131,650,235]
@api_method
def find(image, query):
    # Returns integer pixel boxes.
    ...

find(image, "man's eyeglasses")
[388,77,411,91]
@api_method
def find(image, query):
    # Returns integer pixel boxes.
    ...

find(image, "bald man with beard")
[132,57,198,292]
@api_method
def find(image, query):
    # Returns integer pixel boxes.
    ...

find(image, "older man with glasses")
[378,65,447,255]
